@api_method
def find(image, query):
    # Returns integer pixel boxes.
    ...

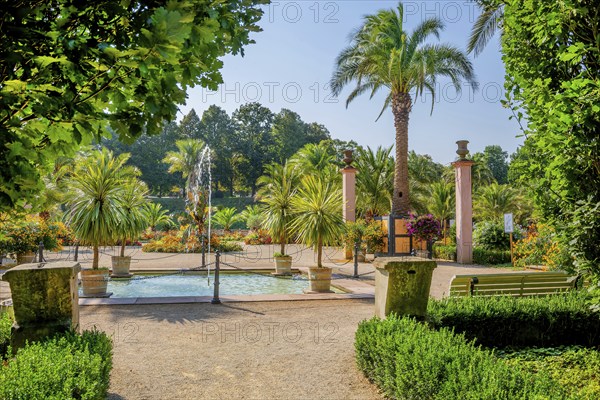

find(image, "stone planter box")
[373,257,437,318]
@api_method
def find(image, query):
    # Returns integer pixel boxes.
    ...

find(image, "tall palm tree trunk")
[391,92,412,216]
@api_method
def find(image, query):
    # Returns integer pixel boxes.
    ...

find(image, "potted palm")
[112,177,149,277]
[67,149,129,297]
[290,175,343,292]
[257,162,299,275]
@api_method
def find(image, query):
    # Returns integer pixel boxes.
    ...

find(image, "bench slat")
[448,271,579,298]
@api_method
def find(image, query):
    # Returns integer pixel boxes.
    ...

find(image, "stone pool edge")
[79,277,375,306]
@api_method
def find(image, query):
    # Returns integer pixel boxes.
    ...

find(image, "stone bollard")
[1,261,80,351]
[373,257,437,319]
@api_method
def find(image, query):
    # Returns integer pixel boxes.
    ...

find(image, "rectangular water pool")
[99,273,344,298]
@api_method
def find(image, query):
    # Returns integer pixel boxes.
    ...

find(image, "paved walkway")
[82,300,380,400]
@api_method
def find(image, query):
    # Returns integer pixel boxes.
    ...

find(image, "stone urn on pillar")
[452,140,474,264]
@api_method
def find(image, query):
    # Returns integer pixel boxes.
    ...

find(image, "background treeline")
[103,102,340,197]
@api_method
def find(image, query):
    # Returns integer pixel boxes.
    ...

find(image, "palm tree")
[239,204,264,231]
[408,151,445,214]
[289,142,339,182]
[427,181,455,243]
[163,138,209,238]
[68,149,129,269]
[162,139,206,184]
[331,2,477,216]
[474,183,522,221]
[256,162,299,255]
[355,146,394,219]
[290,175,344,268]
[212,207,241,232]
[467,1,504,56]
[116,177,149,258]
[471,152,496,189]
[145,203,173,231]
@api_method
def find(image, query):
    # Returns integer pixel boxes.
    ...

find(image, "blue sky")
[180,1,523,165]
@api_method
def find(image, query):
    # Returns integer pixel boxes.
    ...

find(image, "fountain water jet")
[185,145,212,283]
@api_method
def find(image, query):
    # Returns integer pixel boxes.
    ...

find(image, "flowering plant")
[406,214,441,243]
[1,216,63,255]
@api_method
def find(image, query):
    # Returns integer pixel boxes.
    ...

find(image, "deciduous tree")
[1,0,265,210]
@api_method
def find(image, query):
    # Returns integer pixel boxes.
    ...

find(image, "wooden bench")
[449,271,581,297]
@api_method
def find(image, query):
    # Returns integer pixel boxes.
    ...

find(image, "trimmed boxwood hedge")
[0,312,11,358]
[432,244,512,265]
[356,316,565,399]
[473,247,512,265]
[0,330,112,400]
[427,292,600,348]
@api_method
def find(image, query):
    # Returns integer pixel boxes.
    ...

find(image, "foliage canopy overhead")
[0,0,265,210]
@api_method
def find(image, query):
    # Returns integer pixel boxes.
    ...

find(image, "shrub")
[343,220,385,254]
[142,229,242,253]
[427,292,600,348]
[473,220,511,250]
[473,247,512,265]
[243,229,272,245]
[355,316,563,399]
[499,346,600,399]
[514,223,574,271]
[433,244,456,261]
[0,330,112,399]
[0,312,11,358]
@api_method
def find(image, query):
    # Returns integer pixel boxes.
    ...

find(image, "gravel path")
[81,300,381,400]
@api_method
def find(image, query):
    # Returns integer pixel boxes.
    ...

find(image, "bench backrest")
[449,271,579,297]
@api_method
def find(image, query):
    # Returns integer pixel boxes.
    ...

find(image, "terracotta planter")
[111,256,132,277]
[307,267,332,293]
[274,255,292,275]
[16,252,36,265]
[80,269,109,297]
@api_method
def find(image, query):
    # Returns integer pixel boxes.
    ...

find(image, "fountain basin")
[84,272,345,298]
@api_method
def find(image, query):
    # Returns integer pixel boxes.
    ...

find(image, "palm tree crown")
[331,2,477,216]
[467,2,504,56]
[162,139,206,182]
[257,162,299,255]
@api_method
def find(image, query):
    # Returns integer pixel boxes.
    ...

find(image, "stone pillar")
[373,257,437,318]
[452,140,474,264]
[341,150,357,259]
[1,261,81,351]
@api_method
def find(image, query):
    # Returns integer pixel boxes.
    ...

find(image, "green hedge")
[356,316,564,399]
[433,244,456,261]
[0,330,112,400]
[473,247,512,265]
[428,292,600,348]
[433,245,511,265]
[0,312,11,358]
